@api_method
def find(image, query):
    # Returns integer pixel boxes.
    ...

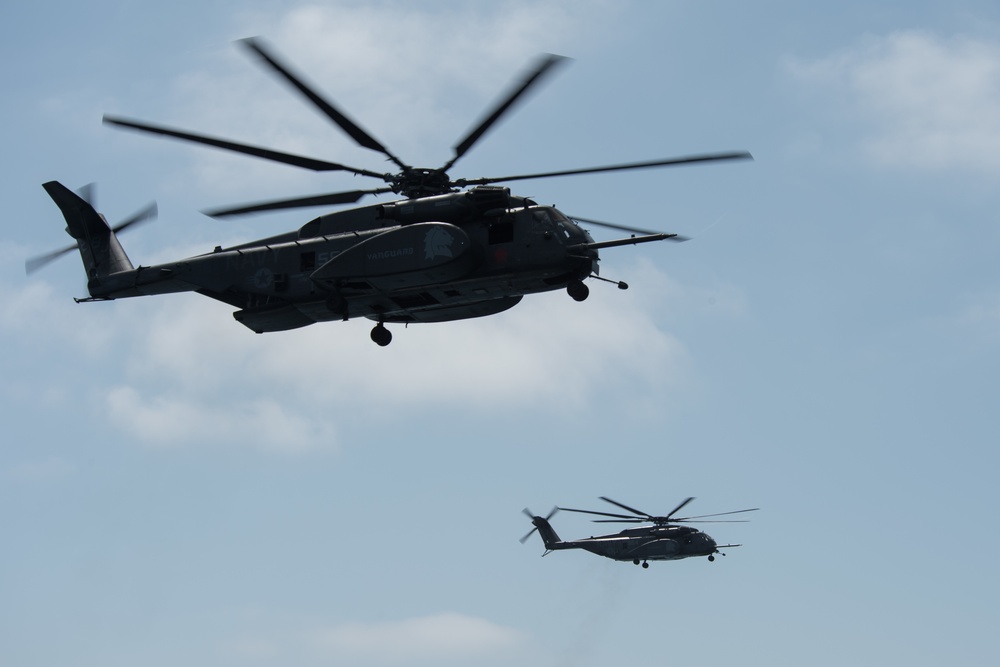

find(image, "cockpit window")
[532,207,573,239]
[532,208,555,227]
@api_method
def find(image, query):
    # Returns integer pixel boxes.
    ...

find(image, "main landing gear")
[567,280,589,302]
[632,559,649,569]
[370,322,392,347]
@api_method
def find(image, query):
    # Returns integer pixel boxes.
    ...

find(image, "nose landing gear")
[370,322,392,346]
[567,280,589,302]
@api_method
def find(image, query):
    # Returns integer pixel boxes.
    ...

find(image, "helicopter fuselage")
[521,497,756,566]
[83,196,601,334]
[556,524,719,562]
[40,41,747,346]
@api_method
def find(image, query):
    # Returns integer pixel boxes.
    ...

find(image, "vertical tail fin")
[532,515,562,550]
[42,181,134,280]
[520,508,562,550]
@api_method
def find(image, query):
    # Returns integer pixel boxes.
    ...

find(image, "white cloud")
[953,290,1000,336]
[5,238,707,454]
[6,216,734,455]
[311,612,525,663]
[0,272,117,359]
[106,384,337,453]
[787,31,1000,173]
[154,1,617,199]
[97,257,694,452]
[15,0,731,453]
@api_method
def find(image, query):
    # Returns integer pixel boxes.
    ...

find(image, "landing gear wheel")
[567,280,589,302]
[641,561,649,569]
[633,559,641,566]
[708,554,716,562]
[371,323,392,347]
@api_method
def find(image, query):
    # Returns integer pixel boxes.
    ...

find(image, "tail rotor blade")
[29,185,156,275]
[112,202,157,234]
[25,244,77,275]
[520,507,557,543]
[520,508,538,544]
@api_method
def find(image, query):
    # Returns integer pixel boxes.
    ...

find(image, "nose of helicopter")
[698,533,718,554]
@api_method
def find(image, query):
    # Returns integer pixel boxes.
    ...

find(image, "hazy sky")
[3,2,999,666]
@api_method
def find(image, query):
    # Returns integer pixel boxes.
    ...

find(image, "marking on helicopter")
[425,227,455,260]
[226,247,283,271]
[253,267,274,289]
[367,247,414,261]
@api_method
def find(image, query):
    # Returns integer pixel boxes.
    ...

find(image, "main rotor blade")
[239,38,407,170]
[558,506,638,520]
[104,115,386,178]
[458,151,753,187]
[570,215,690,240]
[445,53,569,171]
[599,496,651,518]
[673,508,760,521]
[665,497,696,520]
[203,188,391,218]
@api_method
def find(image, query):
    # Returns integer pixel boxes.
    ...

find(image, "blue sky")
[3,1,999,666]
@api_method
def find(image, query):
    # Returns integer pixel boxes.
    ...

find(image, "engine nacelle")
[377,186,511,224]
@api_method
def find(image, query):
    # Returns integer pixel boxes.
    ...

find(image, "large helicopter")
[521,497,758,568]
[32,38,751,346]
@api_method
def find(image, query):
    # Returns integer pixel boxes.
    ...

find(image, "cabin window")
[300,252,316,271]
[489,220,514,244]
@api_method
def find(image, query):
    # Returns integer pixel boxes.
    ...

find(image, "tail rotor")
[519,507,559,544]
[28,183,156,276]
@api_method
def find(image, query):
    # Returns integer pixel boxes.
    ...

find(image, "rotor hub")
[394,168,454,198]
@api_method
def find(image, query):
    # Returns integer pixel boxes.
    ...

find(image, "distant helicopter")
[521,497,758,568]
[31,38,751,346]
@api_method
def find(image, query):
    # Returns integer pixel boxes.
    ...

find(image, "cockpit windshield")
[531,206,576,240]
